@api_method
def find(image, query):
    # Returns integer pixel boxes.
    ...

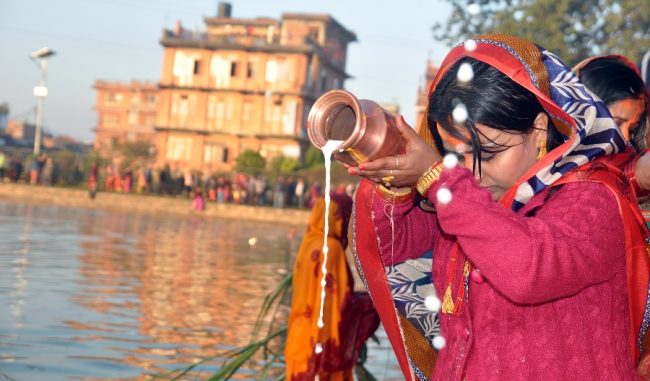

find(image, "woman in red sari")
[348,34,650,380]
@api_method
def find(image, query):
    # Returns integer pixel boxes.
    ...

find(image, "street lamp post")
[30,47,55,155]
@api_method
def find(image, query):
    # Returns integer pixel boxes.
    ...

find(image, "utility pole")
[30,47,55,155]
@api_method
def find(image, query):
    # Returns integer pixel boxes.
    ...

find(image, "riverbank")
[0,183,311,225]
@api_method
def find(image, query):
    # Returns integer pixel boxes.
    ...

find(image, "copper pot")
[307,90,406,166]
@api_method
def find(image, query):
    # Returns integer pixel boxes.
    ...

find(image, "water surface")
[0,201,400,380]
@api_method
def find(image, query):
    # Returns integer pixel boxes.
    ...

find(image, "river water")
[0,201,400,380]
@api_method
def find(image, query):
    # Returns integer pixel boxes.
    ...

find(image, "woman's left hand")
[347,116,441,188]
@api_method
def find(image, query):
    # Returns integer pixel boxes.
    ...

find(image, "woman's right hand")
[347,116,442,188]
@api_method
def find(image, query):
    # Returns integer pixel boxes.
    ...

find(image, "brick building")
[154,3,356,172]
[93,80,158,152]
[415,60,439,129]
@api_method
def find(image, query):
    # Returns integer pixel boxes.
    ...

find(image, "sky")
[0,0,452,143]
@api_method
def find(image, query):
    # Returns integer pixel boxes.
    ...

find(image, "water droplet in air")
[248,237,257,246]
[443,154,458,169]
[433,335,446,349]
[452,103,468,123]
[315,343,323,354]
[424,295,441,312]
[464,39,477,52]
[457,62,474,83]
[437,187,452,204]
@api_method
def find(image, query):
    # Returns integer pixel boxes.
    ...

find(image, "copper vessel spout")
[307,90,406,166]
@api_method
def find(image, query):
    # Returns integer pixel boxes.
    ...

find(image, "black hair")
[427,57,565,177]
[577,57,647,151]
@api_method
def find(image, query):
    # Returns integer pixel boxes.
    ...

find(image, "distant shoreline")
[0,183,310,226]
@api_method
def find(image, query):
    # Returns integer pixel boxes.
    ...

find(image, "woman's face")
[439,119,546,201]
[608,98,645,140]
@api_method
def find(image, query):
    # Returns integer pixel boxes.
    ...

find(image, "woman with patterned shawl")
[285,192,378,381]
[347,34,650,380]
[575,55,650,197]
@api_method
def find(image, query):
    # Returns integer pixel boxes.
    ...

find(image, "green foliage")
[53,150,82,185]
[113,141,153,170]
[83,151,110,174]
[164,272,378,380]
[303,145,325,169]
[270,156,299,177]
[433,0,650,65]
[115,141,152,159]
[235,150,267,175]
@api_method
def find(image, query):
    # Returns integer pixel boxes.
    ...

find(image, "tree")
[115,141,152,164]
[269,156,299,178]
[433,0,650,66]
[52,150,83,185]
[235,149,266,175]
[303,145,325,169]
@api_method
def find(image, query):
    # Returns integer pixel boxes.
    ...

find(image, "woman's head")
[576,56,648,150]
[428,57,565,200]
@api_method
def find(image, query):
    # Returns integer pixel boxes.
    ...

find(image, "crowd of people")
[285,34,650,381]
[0,151,56,185]
[0,148,358,211]
[97,163,357,209]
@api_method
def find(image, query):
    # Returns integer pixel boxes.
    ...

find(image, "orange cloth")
[285,197,353,381]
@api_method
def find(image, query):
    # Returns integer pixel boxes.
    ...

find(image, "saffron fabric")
[286,195,377,380]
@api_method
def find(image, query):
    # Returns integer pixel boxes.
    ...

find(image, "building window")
[230,61,238,77]
[265,60,277,82]
[166,136,192,161]
[246,61,254,78]
[208,95,233,130]
[173,51,199,86]
[242,101,254,123]
[147,95,156,104]
[193,60,200,75]
[215,99,225,129]
[282,100,297,135]
[211,55,231,88]
[128,111,138,125]
[203,144,229,163]
[308,26,320,41]
[264,101,282,134]
[102,114,119,126]
[171,94,189,116]
[105,93,122,104]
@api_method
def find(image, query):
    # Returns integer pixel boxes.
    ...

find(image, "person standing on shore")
[88,163,98,199]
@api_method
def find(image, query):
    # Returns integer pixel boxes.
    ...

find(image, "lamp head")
[30,47,55,59]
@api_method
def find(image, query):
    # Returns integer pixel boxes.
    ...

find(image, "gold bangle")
[416,162,444,196]
[376,184,415,202]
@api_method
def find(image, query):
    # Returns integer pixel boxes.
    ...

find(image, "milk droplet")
[424,295,441,312]
[437,187,452,204]
[457,62,474,83]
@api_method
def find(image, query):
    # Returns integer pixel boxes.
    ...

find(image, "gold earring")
[537,141,547,161]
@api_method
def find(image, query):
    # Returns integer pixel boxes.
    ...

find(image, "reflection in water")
[0,201,400,380]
